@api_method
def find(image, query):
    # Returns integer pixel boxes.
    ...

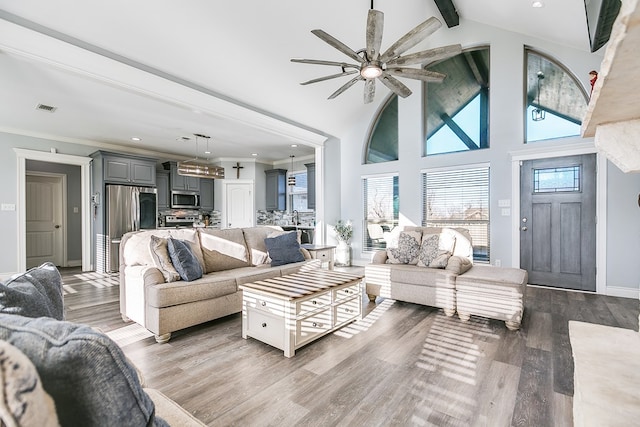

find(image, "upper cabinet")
[163,161,200,192]
[305,163,315,210]
[265,169,287,211]
[156,170,170,209]
[200,179,214,211]
[92,151,157,186]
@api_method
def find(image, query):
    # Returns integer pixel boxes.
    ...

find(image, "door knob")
[521,226,528,231]
[54,225,61,229]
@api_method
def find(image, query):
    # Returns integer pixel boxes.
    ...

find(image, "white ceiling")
[0,0,595,163]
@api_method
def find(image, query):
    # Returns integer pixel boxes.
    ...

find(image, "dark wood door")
[520,154,596,291]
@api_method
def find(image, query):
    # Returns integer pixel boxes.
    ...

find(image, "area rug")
[569,321,640,426]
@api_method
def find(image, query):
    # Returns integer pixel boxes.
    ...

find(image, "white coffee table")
[240,269,363,357]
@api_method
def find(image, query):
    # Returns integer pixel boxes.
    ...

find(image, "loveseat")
[0,262,205,426]
[120,226,320,343]
[365,226,474,316]
[365,226,528,330]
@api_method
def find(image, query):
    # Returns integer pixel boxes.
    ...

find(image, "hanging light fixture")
[177,133,225,179]
[531,71,546,122]
[288,155,296,186]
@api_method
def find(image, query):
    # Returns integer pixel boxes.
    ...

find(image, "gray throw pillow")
[167,238,203,282]
[0,314,169,427]
[264,231,305,267]
[0,262,63,320]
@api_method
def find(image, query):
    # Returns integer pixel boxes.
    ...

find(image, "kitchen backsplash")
[256,210,315,227]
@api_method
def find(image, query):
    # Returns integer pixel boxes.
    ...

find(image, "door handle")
[521,226,528,231]
[54,225,61,229]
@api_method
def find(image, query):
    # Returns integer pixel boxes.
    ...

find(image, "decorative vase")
[335,240,351,267]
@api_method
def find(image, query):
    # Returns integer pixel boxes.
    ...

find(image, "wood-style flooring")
[60,267,639,427]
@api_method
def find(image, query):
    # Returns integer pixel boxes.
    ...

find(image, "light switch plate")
[1,203,16,211]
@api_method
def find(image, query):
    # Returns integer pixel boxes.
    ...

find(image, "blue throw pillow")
[0,262,64,320]
[0,314,169,426]
[167,238,203,281]
[264,231,305,267]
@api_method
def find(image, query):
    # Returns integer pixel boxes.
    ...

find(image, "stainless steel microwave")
[171,190,200,209]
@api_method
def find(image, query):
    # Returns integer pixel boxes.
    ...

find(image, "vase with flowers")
[333,220,353,267]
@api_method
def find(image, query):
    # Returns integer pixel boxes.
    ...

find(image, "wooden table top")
[239,269,363,301]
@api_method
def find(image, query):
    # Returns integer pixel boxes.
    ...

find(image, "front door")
[224,181,254,228]
[520,154,596,291]
[26,174,65,268]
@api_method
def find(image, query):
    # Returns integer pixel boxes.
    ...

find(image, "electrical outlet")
[494,259,501,267]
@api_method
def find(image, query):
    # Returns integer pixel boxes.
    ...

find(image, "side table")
[301,244,336,270]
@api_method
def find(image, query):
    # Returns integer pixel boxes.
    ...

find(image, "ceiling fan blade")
[300,70,359,85]
[385,44,462,67]
[385,68,446,82]
[379,17,442,63]
[328,75,363,99]
[311,29,364,63]
[364,79,376,103]
[291,58,360,69]
[379,73,412,98]
[366,9,384,61]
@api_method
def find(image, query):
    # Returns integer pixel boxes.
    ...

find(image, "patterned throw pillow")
[387,231,422,264]
[429,250,452,268]
[416,234,440,267]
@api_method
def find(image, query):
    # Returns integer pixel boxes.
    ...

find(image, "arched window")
[424,47,490,156]
[365,95,398,164]
[525,48,588,143]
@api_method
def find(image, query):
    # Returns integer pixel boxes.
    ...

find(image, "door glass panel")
[533,166,581,193]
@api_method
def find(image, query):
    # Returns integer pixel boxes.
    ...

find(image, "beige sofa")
[120,226,320,343]
[365,227,474,316]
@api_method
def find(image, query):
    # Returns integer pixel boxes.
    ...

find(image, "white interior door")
[26,174,65,268]
[224,181,254,228]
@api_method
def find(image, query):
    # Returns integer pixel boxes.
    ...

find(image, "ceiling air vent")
[36,103,57,113]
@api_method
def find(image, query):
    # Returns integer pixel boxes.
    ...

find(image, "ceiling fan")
[291,6,462,103]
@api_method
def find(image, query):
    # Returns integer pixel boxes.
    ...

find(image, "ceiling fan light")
[361,64,383,79]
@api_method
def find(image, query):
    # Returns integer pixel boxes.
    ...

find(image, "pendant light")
[531,71,546,122]
[177,133,225,179]
[288,155,296,186]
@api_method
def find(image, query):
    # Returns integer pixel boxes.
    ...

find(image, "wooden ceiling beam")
[433,0,460,28]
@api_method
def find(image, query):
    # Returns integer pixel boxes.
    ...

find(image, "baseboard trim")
[606,286,640,299]
[66,260,82,267]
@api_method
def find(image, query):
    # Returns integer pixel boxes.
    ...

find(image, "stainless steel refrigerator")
[106,184,157,272]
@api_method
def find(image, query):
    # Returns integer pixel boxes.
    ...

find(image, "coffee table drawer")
[244,293,284,316]
[334,297,360,326]
[296,293,331,316]
[296,309,331,346]
[333,282,360,302]
[246,308,285,350]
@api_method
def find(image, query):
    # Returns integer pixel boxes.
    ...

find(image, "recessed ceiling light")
[532,0,544,7]
[290,144,298,148]
[251,153,258,156]
[131,137,141,141]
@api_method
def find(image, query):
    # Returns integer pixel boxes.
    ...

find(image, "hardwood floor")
[60,267,639,426]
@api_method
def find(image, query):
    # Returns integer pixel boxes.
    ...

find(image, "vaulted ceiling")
[0,1,603,162]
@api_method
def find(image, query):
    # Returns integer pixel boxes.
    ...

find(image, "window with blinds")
[422,166,490,262]
[362,175,399,251]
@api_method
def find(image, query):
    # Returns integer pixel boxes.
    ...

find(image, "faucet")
[292,210,300,226]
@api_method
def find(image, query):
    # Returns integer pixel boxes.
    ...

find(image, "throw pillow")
[264,231,305,267]
[429,250,452,268]
[387,231,422,264]
[416,234,440,267]
[439,228,457,253]
[0,314,169,427]
[149,236,180,282]
[199,228,251,273]
[167,238,203,282]
[0,262,64,320]
[0,340,59,427]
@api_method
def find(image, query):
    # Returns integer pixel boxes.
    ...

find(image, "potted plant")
[333,220,353,266]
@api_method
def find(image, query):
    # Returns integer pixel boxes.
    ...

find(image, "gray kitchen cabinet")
[265,169,287,211]
[156,170,170,209]
[305,163,315,210]
[200,178,214,211]
[163,161,200,192]
[92,151,157,186]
